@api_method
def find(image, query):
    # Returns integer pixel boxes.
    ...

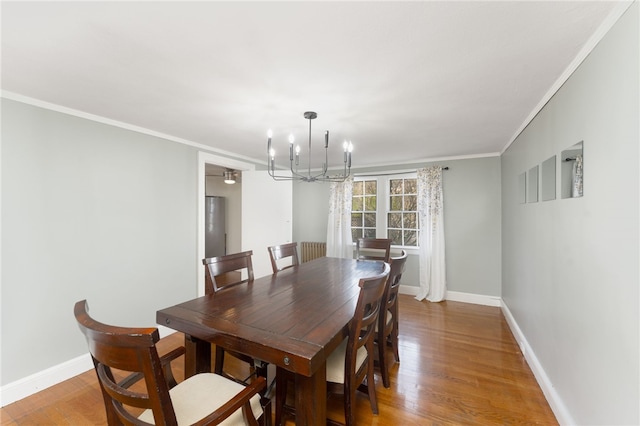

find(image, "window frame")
[352,172,419,251]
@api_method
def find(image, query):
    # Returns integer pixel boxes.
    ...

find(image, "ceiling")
[1,1,626,170]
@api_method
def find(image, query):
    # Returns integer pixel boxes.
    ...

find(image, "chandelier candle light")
[267,111,353,182]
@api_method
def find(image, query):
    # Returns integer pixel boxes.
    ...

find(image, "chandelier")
[267,111,353,182]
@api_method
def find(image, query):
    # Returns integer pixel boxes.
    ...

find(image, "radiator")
[300,241,326,263]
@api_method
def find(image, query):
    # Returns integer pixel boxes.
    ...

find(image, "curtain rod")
[354,167,449,178]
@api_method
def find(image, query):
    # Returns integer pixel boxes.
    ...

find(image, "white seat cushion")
[326,337,368,384]
[138,373,262,425]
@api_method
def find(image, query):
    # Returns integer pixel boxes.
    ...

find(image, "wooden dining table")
[156,256,387,426]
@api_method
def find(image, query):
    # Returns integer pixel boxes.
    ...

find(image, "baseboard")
[0,326,178,407]
[399,284,420,296]
[399,285,501,307]
[446,290,501,307]
[0,353,93,407]
[501,302,571,425]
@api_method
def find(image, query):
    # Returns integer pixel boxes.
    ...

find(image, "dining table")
[156,256,387,426]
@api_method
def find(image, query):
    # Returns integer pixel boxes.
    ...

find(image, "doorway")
[197,152,255,296]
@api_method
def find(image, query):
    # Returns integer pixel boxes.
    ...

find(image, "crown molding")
[0,91,263,165]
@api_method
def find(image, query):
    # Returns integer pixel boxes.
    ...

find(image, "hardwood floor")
[1,295,558,425]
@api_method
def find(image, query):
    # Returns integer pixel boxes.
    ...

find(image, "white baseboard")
[0,353,93,407]
[446,290,501,307]
[0,326,178,407]
[399,284,420,296]
[501,302,571,425]
[399,285,501,307]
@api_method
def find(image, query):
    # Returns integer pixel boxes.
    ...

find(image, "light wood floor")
[1,295,558,425]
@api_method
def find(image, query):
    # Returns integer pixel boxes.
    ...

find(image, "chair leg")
[344,379,356,426]
[390,326,400,363]
[260,394,272,426]
[377,337,390,388]
[366,359,379,415]
[214,345,225,375]
[275,367,288,426]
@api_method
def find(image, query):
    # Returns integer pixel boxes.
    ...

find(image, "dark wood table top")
[157,256,387,377]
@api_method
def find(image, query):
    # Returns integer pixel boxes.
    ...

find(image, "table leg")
[184,334,211,378]
[295,364,326,426]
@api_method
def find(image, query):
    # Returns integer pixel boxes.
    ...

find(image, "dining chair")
[267,242,299,274]
[203,251,268,386]
[375,250,408,388]
[203,250,255,294]
[74,300,271,426]
[355,238,392,263]
[276,262,391,426]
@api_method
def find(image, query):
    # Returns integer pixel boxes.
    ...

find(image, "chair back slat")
[203,250,255,294]
[356,238,392,263]
[268,242,300,273]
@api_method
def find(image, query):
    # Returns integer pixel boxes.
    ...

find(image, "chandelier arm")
[266,111,352,183]
[289,160,309,180]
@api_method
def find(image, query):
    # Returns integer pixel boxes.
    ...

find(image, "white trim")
[0,328,178,407]
[399,286,502,307]
[501,1,634,154]
[501,301,570,425]
[399,284,420,296]
[0,91,266,166]
[0,353,93,407]
[446,290,502,307]
[356,152,501,170]
[197,152,255,296]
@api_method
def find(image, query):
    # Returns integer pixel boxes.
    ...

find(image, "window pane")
[390,196,402,211]
[404,230,418,246]
[364,196,377,211]
[351,213,362,227]
[352,197,363,211]
[390,179,403,195]
[403,212,417,229]
[388,229,402,245]
[364,213,376,227]
[404,195,417,211]
[365,180,377,195]
[388,212,402,228]
[364,228,377,239]
[352,229,361,241]
[353,181,363,196]
[405,179,417,194]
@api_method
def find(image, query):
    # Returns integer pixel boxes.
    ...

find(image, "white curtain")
[415,167,447,302]
[326,177,354,258]
[572,154,583,197]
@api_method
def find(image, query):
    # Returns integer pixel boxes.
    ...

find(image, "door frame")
[197,152,255,296]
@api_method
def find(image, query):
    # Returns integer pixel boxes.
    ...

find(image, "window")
[387,177,418,246]
[351,174,419,247]
[351,179,377,240]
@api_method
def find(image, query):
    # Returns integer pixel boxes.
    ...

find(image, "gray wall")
[501,4,638,425]
[1,99,199,385]
[293,156,502,297]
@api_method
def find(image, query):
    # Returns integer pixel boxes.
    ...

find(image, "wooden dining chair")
[74,300,271,426]
[202,250,268,386]
[267,242,299,274]
[203,250,255,294]
[356,238,392,263]
[276,262,391,426]
[375,250,408,388]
